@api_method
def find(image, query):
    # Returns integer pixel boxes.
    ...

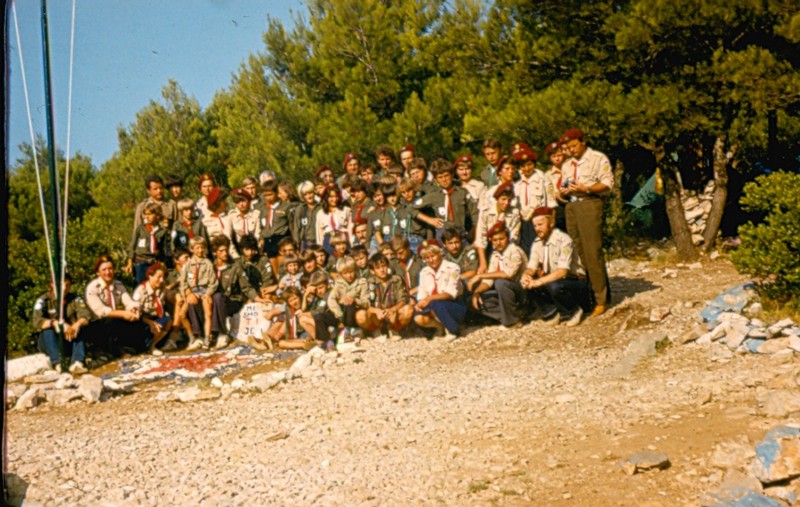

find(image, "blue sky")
[6,0,297,169]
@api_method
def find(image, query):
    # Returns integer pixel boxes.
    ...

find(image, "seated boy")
[350,244,370,279]
[442,227,479,282]
[209,235,257,349]
[362,253,414,340]
[390,235,424,299]
[277,254,303,297]
[302,270,338,350]
[327,256,370,344]
[326,231,350,273]
[267,287,316,350]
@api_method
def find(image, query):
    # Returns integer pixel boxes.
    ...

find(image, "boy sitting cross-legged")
[362,253,414,341]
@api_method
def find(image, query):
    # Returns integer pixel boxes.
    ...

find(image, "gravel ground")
[5,258,799,506]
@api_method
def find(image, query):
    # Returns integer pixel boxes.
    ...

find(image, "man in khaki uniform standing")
[558,128,612,316]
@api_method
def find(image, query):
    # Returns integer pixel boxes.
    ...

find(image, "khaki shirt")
[315,207,352,245]
[368,274,408,309]
[474,207,521,249]
[460,179,486,203]
[487,244,528,284]
[417,259,462,300]
[515,171,548,220]
[527,228,585,276]
[446,246,479,275]
[226,210,261,244]
[327,277,370,318]
[33,292,92,330]
[202,213,231,241]
[85,277,138,319]
[132,281,169,318]
[563,147,614,193]
[179,257,218,295]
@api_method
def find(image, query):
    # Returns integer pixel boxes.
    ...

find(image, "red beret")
[493,181,515,199]
[487,220,508,238]
[399,144,415,155]
[511,142,538,162]
[342,152,358,168]
[354,217,368,226]
[496,155,510,168]
[206,187,223,209]
[559,128,585,144]
[544,141,561,156]
[315,165,332,178]
[231,188,252,201]
[417,238,441,257]
[453,154,473,168]
[532,207,554,218]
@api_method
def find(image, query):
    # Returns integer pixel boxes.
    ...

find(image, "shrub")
[732,171,800,307]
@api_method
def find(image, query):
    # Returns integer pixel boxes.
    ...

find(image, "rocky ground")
[5,256,800,506]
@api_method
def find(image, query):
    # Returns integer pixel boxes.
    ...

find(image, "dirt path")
[6,258,798,506]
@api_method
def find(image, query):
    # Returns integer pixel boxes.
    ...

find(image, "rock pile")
[702,424,800,506]
[7,373,133,411]
[682,180,716,246]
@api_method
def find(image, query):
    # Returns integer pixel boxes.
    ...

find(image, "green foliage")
[732,171,800,306]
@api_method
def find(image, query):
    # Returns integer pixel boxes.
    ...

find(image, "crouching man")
[521,208,590,326]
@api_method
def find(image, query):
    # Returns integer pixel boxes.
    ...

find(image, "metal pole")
[41,0,65,369]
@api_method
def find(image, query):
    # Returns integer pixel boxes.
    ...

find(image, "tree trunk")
[662,165,698,260]
[702,135,730,252]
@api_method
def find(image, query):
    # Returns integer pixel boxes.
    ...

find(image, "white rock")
[710,251,721,260]
[249,371,286,392]
[231,378,246,390]
[757,338,791,355]
[698,322,729,344]
[14,387,44,410]
[23,370,61,384]
[649,307,671,322]
[211,377,224,389]
[687,262,703,270]
[46,389,83,405]
[7,353,52,383]
[555,394,576,404]
[78,374,104,403]
[54,373,76,389]
[290,352,314,373]
[787,336,800,352]
[725,322,750,350]
[747,328,769,339]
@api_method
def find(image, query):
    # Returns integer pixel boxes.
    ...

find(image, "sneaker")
[336,328,349,346]
[349,327,363,339]
[444,330,459,342]
[564,307,584,327]
[54,363,63,374]
[160,335,180,352]
[543,312,561,326]
[186,338,204,352]
[202,334,214,350]
[68,361,88,375]
[215,334,231,350]
[503,321,523,330]
[151,348,164,356]
[388,330,402,342]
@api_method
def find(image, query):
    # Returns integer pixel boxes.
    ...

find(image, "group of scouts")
[34,128,614,373]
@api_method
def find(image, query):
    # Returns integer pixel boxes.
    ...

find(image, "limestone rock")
[249,371,286,392]
[649,307,671,322]
[675,324,708,345]
[7,353,52,383]
[46,389,83,405]
[618,451,670,475]
[78,374,104,403]
[752,425,800,484]
[756,338,791,355]
[756,390,800,418]
[710,439,756,470]
[24,370,61,384]
[54,373,76,389]
[175,386,220,403]
[210,377,224,389]
[14,387,44,410]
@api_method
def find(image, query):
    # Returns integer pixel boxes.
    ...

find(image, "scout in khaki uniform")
[467,222,529,329]
[327,256,371,343]
[521,208,589,327]
[511,142,548,254]
[132,174,176,234]
[558,128,613,315]
[454,154,486,204]
[413,239,466,341]
[543,141,568,231]
[474,182,522,272]
[225,188,261,259]
[201,187,232,242]
[180,237,217,350]
[442,227,479,282]
[126,203,171,284]
[172,198,209,255]
[208,235,258,349]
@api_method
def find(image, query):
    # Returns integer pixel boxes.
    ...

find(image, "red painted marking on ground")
[138,353,233,375]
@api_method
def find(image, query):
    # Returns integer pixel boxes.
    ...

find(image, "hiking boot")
[564,307,584,327]
[68,361,88,375]
[543,312,561,326]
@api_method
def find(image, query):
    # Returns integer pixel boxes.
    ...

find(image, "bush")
[732,171,800,307]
